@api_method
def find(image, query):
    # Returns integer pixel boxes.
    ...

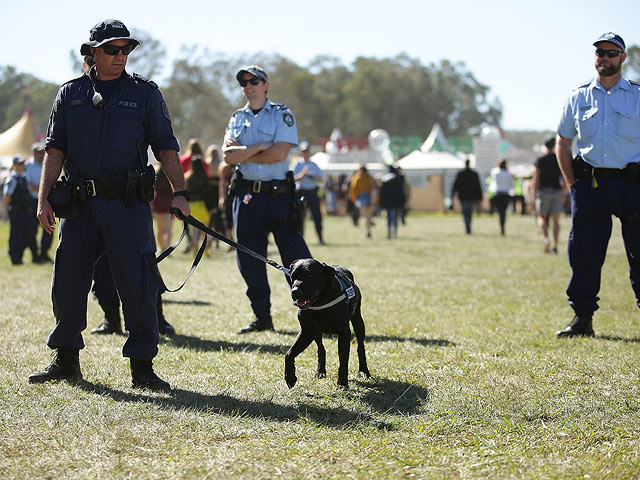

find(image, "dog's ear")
[321,262,334,280]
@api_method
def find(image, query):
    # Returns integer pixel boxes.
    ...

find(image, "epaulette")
[60,73,88,88]
[132,73,158,88]
[630,80,640,86]
[573,82,591,91]
[231,108,244,117]
[271,102,289,111]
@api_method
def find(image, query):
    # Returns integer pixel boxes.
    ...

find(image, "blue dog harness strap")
[305,272,357,312]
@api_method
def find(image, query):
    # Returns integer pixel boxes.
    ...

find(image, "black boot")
[130,359,171,392]
[29,348,82,383]
[156,294,175,335]
[556,315,595,338]
[92,304,123,334]
[238,315,274,334]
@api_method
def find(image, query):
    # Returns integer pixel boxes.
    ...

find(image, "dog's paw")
[359,368,371,378]
[336,383,349,390]
[285,374,298,389]
[315,370,326,379]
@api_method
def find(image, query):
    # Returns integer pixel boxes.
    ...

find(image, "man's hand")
[170,196,190,218]
[37,199,57,234]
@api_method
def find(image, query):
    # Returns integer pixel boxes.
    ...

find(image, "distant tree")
[0,66,58,135]
[623,45,640,82]
[163,51,233,148]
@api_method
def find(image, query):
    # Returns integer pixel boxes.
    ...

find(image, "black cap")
[236,65,268,83]
[593,32,625,52]
[80,19,141,56]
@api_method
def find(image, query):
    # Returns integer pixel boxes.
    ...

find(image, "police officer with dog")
[555,32,640,338]
[223,65,312,334]
[29,19,190,390]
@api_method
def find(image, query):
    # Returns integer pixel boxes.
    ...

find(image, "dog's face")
[289,258,334,309]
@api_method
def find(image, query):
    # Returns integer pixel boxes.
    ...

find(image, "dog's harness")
[305,272,357,314]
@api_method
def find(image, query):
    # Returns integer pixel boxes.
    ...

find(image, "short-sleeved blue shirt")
[556,77,640,168]
[293,159,323,190]
[24,160,42,199]
[45,70,179,180]
[224,100,298,181]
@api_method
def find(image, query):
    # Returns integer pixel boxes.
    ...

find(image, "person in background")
[151,162,174,252]
[379,164,406,239]
[4,156,40,265]
[489,158,514,235]
[532,137,564,254]
[451,158,484,235]
[184,155,211,250]
[293,141,325,245]
[25,142,53,262]
[554,32,640,338]
[350,164,376,238]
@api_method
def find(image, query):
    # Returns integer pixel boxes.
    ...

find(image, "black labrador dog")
[285,258,370,389]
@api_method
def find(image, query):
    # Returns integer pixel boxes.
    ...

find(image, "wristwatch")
[173,190,191,201]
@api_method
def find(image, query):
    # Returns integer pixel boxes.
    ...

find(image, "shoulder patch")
[133,73,158,88]
[161,101,171,121]
[283,112,294,127]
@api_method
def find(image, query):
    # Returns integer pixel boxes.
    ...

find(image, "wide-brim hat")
[80,19,141,56]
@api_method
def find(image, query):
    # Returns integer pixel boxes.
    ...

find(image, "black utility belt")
[48,166,156,219]
[574,156,640,181]
[237,178,289,195]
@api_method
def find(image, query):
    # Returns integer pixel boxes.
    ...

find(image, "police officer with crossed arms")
[555,32,640,338]
[29,19,190,391]
[224,65,312,333]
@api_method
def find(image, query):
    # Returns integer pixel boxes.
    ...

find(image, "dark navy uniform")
[225,101,312,324]
[557,76,640,319]
[44,68,179,360]
[4,169,38,264]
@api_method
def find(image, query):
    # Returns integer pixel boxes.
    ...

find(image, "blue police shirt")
[45,70,179,180]
[293,159,323,190]
[24,160,42,199]
[224,100,298,181]
[557,77,640,168]
[3,172,25,196]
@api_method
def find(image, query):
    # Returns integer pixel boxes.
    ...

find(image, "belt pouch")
[48,178,81,219]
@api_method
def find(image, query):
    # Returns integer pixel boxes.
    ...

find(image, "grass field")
[0,210,639,479]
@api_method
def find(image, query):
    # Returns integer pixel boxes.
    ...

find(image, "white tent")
[0,109,40,159]
[397,149,465,171]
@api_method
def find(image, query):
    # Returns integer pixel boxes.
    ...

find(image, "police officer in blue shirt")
[224,65,312,333]
[293,141,325,244]
[29,19,190,390]
[25,142,53,262]
[555,32,640,338]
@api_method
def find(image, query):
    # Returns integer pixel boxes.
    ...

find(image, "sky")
[2,0,637,132]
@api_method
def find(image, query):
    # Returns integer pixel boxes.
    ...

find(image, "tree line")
[1,30,638,151]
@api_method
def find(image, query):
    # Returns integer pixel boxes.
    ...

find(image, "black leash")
[156,208,291,292]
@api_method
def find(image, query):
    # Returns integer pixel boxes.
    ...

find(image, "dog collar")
[303,274,356,311]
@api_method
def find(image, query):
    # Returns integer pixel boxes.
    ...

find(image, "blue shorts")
[356,193,371,207]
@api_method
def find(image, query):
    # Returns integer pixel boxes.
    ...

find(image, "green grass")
[1,211,639,479]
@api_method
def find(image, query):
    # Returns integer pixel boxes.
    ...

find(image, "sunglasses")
[101,44,135,56]
[595,48,622,58]
[239,77,261,87]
